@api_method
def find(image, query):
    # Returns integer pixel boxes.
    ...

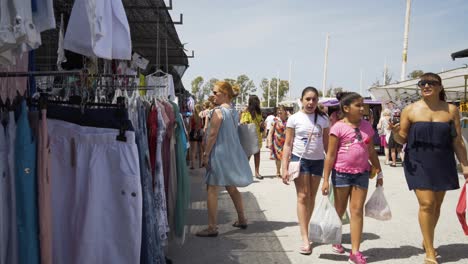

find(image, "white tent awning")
[369,67,468,103]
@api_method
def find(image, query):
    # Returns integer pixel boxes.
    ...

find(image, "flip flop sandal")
[232,221,248,229]
[299,244,312,255]
[195,227,218,237]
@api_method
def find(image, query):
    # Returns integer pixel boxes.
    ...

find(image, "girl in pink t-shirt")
[322,92,383,264]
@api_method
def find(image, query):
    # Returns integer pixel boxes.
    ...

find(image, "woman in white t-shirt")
[281,86,330,255]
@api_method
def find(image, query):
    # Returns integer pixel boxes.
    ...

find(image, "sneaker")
[332,244,345,254]
[349,251,367,264]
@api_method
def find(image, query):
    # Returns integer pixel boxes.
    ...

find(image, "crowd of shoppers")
[190,73,468,264]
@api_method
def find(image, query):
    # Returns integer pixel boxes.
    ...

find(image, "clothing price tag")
[132,53,149,70]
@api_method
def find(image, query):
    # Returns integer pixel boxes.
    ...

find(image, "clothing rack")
[0,70,138,78]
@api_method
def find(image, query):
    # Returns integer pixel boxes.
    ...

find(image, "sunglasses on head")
[354,127,363,142]
[417,80,440,87]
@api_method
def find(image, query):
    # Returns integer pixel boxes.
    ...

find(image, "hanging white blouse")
[64,0,131,60]
[145,74,176,101]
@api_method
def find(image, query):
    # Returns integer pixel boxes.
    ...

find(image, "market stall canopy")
[34,0,190,94]
[369,67,468,103]
[451,48,468,60]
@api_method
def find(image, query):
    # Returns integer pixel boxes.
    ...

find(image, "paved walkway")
[167,144,468,264]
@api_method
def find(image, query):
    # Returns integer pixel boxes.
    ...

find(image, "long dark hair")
[339,92,363,115]
[301,86,326,123]
[419,72,445,101]
[248,95,261,119]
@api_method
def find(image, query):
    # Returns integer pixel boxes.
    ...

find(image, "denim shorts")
[290,154,324,176]
[331,170,369,189]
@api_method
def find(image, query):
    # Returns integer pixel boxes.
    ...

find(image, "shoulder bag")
[288,120,316,182]
[238,123,260,156]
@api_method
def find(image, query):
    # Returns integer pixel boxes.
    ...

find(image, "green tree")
[260,78,289,107]
[407,70,424,80]
[201,78,219,99]
[191,76,204,102]
[236,74,256,106]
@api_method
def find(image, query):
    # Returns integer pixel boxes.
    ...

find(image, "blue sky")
[170,0,468,100]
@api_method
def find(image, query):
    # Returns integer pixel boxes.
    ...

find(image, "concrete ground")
[167,144,468,264]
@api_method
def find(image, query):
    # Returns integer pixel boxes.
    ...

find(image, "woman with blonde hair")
[196,81,252,237]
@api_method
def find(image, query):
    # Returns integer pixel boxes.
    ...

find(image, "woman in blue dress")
[196,81,253,237]
[392,72,468,264]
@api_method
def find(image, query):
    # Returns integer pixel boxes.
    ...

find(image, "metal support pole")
[400,0,412,81]
[276,72,280,107]
[465,75,467,101]
[267,80,270,108]
[322,33,330,97]
[288,60,292,99]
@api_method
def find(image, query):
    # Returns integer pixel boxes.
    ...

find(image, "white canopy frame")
[369,66,468,103]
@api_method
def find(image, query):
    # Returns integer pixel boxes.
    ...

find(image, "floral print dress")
[270,117,287,160]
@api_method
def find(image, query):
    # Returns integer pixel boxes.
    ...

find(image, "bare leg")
[333,186,352,219]
[294,174,312,246]
[384,147,390,164]
[433,191,446,230]
[207,185,219,229]
[190,141,196,168]
[275,159,281,176]
[254,151,261,176]
[348,186,368,254]
[415,189,438,261]
[226,186,246,223]
[391,148,397,165]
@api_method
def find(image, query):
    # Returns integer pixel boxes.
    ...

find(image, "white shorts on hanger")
[48,119,142,264]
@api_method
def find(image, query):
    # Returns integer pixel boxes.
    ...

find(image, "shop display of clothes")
[1,0,190,262]
[0,83,191,263]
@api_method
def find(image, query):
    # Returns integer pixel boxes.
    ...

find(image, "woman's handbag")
[287,126,315,182]
[238,123,259,156]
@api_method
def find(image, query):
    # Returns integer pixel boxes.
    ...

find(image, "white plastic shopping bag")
[365,186,392,221]
[309,195,342,244]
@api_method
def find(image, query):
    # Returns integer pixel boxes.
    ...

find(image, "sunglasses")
[354,127,363,142]
[417,80,440,87]
[213,91,222,95]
